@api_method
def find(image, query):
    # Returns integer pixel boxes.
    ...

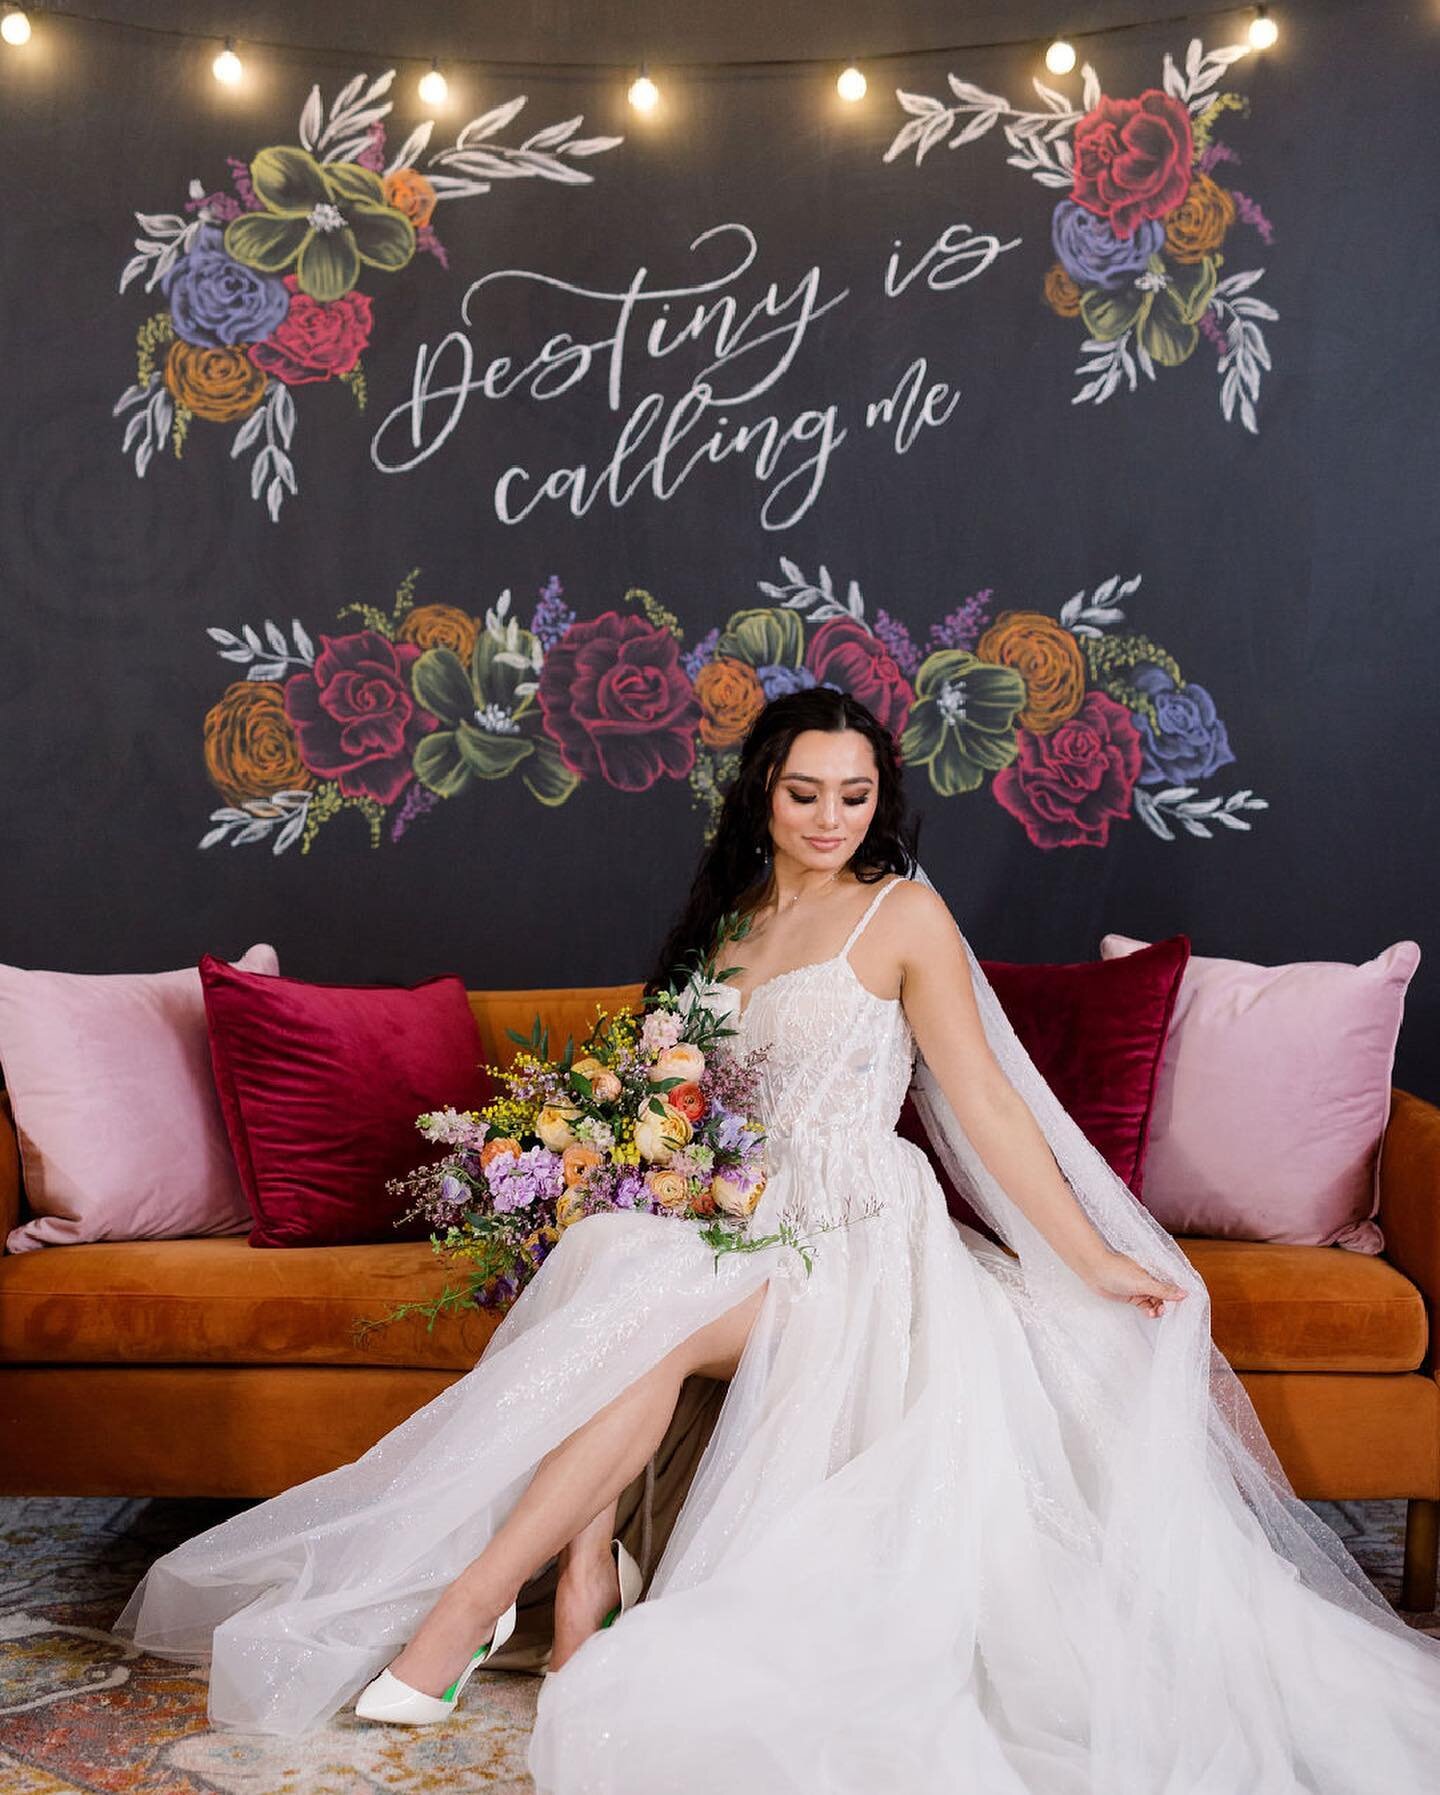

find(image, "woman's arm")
[894,884,1188,1318]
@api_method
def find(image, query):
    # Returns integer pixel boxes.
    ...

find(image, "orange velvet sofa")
[3,981,1439,1613]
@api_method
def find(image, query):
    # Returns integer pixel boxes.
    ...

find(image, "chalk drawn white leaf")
[299,85,324,151]
[385,120,434,175]
[523,115,583,150]
[897,89,947,117]
[247,661,288,682]
[292,619,315,663]
[1081,64,1101,110]
[455,96,529,148]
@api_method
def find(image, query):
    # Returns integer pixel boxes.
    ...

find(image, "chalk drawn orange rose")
[1163,174,1237,263]
[203,681,314,806]
[975,612,1087,735]
[695,656,767,749]
[164,340,267,423]
[396,604,480,661]
[1043,264,1084,317]
[383,168,439,230]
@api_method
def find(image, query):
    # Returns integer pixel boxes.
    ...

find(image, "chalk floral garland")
[885,36,1277,432]
[113,70,622,518]
[199,561,1265,856]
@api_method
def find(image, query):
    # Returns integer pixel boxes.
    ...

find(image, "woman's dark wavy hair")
[643,688,921,999]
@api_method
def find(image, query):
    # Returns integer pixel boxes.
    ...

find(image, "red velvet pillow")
[897,935,1190,1241]
[200,956,492,1248]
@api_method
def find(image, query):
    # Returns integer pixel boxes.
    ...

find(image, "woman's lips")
[806,837,843,849]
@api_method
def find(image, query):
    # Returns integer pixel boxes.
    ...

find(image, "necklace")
[773,867,842,911]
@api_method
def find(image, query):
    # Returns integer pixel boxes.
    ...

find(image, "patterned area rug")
[2,1496,1437,1793]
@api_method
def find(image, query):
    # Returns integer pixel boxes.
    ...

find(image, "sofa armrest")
[0,1092,19,1248]
[1378,1086,1440,1375]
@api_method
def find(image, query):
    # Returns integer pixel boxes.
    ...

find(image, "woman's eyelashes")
[787,794,870,807]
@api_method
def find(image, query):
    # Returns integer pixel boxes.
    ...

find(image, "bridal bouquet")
[369,915,828,1330]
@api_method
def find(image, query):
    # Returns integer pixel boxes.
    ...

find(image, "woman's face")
[765,728,880,873]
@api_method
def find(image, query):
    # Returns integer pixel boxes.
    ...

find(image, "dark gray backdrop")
[2,0,1437,1099]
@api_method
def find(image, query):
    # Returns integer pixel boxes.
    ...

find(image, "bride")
[116,688,1440,1791]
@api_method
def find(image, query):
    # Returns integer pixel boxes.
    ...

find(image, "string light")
[418,57,448,106]
[212,36,242,85]
[0,6,31,46]
[628,62,659,113]
[1248,5,1279,49]
[837,61,867,102]
[1045,39,1078,75]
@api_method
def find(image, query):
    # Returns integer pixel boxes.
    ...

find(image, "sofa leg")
[1402,1498,1439,1611]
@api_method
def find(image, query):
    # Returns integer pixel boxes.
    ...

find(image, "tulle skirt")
[114,1127,1440,1793]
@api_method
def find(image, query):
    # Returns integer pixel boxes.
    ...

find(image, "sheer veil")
[903,859,1440,1663]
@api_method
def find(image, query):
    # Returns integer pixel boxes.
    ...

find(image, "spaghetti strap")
[840,875,906,958]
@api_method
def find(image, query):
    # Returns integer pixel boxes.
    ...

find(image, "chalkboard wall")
[2,0,1437,1099]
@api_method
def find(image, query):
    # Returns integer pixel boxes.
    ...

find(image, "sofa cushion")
[0,1236,500,1371]
[1,944,279,1256]
[202,957,492,1249]
[1101,933,1420,1253]
[0,1231,1424,1377]
[1175,1237,1427,1372]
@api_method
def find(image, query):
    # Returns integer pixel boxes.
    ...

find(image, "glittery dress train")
[114,876,1440,1791]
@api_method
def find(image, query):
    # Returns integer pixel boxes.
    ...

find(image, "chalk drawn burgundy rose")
[284,629,437,806]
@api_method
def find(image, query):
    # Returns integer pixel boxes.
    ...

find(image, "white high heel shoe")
[543,1538,643,1679]
[354,1596,518,1725]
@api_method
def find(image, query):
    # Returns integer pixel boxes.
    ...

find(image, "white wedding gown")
[115,875,1440,1792]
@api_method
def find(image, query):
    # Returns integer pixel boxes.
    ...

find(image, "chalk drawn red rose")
[248,277,373,385]
[991,691,1142,849]
[1071,90,1194,240]
[805,616,914,740]
[284,629,437,805]
[538,611,701,792]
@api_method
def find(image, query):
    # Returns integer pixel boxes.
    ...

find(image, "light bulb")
[212,39,243,85]
[629,67,659,112]
[1045,39,1077,75]
[2,8,33,46]
[418,60,448,106]
[837,64,867,102]
[1249,7,1279,49]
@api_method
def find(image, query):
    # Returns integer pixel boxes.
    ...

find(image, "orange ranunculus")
[668,1081,708,1126]
[396,604,481,662]
[645,1168,691,1211]
[562,1143,603,1188]
[164,340,267,423]
[1043,264,1084,318]
[975,612,1087,736]
[383,167,439,230]
[556,1189,588,1231]
[203,681,314,806]
[480,1136,523,1169]
[695,656,767,750]
[1164,174,1237,264]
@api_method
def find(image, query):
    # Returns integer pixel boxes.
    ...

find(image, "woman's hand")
[1084,1250,1191,1320]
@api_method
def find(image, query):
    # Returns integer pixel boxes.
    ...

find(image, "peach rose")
[651,1043,705,1085]
[572,1057,623,1105]
[562,1143,603,1188]
[1043,263,1084,318]
[383,167,439,230]
[695,656,767,750]
[203,681,314,806]
[1163,173,1236,264]
[164,339,267,423]
[645,1168,691,1211]
[975,611,1087,736]
[396,604,480,662]
[536,1105,583,1152]
[711,1172,766,1218]
[668,1080,708,1125]
[480,1136,522,1170]
[635,1103,692,1162]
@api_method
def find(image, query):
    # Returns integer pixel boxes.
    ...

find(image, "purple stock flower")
[926,590,994,654]
[1130,665,1237,786]
[872,608,922,680]
[163,223,290,348]
[1051,200,1164,292]
[531,577,576,651]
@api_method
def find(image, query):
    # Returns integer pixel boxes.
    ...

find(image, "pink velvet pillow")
[898,936,1190,1239]
[201,957,493,1248]
[1,945,279,1254]
[1100,933,1421,1252]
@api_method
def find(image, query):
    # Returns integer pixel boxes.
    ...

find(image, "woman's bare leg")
[550,1496,620,1672]
[386,1282,767,1695]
